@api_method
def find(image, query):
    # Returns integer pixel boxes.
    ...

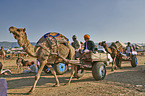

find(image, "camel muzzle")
[9,26,17,33]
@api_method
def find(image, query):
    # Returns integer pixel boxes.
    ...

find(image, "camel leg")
[119,60,122,69]
[114,57,117,70]
[28,60,46,94]
[47,65,60,87]
[111,61,114,71]
[111,58,115,71]
[65,64,75,85]
[17,64,19,69]
[118,58,122,69]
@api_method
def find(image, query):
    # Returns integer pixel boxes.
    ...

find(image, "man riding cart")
[72,34,107,80]
[119,42,137,67]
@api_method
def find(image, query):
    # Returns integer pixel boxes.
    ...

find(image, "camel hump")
[110,41,122,49]
[115,41,122,48]
[37,32,69,44]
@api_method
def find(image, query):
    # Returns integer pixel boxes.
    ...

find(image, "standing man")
[83,34,95,53]
[0,46,5,61]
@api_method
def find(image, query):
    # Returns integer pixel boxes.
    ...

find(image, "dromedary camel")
[9,26,76,94]
[99,41,123,71]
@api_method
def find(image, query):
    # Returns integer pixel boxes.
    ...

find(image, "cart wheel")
[2,71,11,75]
[74,65,85,79]
[92,62,106,81]
[115,57,121,68]
[54,63,68,75]
[131,56,137,67]
[43,65,51,74]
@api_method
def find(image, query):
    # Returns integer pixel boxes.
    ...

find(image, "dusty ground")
[1,56,145,96]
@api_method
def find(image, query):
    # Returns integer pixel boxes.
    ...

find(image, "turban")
[84,34,90,39]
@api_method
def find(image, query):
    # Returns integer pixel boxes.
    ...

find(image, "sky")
[0,0,145,43]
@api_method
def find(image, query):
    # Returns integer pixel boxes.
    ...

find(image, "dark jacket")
[84,40,95,53]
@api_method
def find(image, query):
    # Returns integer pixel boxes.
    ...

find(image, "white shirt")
[126,46,132,53]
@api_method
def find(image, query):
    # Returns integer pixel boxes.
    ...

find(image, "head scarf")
[72,35,77,39]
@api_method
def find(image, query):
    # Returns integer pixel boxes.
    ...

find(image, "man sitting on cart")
[71,35,82,58]
[83,34,96,53]
[71,35,81,50]
[124,42,133,58]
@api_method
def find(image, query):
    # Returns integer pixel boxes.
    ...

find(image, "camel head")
[9,26,28,47]
[99,41,107,47]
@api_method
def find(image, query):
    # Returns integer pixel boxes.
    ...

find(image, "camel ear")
[23,28,26,32]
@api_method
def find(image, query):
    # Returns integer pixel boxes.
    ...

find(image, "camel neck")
[21,39,37,57]
[104,45,112,54]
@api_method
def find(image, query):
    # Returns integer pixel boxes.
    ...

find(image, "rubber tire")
[131,56,137,67]
[115,57,121,68]
[74,65,85,79]
[54,63,68,75]
[92,62,106,81]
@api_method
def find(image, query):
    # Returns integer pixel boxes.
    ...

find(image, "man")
[71,35,81,51]
[0,46,5,61]
[125,42,133,57]
[71,35,81,58]
[23,61,38,73]
[83,34,95,53]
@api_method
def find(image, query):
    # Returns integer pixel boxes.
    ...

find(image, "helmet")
[72,35,77,39]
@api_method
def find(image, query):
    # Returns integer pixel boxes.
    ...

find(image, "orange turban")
[84,34,90,39]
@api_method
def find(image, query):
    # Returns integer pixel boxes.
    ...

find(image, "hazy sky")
[0,0,145,43]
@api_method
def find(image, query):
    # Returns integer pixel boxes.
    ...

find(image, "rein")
[24,43,30,52]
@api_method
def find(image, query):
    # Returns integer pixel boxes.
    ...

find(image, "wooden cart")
[57,52,110,81]
[115,51,137,68]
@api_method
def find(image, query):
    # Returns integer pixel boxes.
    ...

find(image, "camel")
[9,26,76,94]
[0,46,6,61]
[99,41,123,71]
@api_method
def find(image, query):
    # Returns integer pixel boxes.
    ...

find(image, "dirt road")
[1,56,145,96]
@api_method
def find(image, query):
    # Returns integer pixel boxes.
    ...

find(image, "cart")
[56,51,109,81]
[115,51,137,68]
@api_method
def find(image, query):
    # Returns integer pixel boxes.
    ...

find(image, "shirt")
[125,46,133,53]
[29,64,38,73]
[71,40,81,51]
[84,40,95,53]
